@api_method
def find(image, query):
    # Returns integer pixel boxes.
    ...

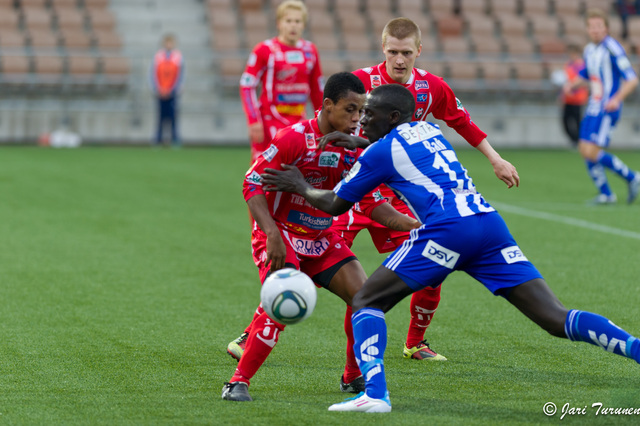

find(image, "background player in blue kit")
[563,8,640,205]
[262,84,640,413]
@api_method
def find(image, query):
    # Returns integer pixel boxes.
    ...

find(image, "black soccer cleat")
[221,381,253,401]
[340,375,365,393]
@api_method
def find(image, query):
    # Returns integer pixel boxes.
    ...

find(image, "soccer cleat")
[227,332,248,361]
[627,175,640,204]
[340,375,365,393]
[221,381,253,401]
[403,340,447,361]
[588,193,617,205]
[328,391,392,413]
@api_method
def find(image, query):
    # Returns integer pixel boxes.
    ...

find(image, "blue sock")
[598,152,634,182]
[565,310,640,363]
[351,308,388,399]
[586,160,612,195]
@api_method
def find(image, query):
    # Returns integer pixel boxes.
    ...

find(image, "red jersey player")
[240,0,324,163]
[323,18,520,362]
[222,72,420,402]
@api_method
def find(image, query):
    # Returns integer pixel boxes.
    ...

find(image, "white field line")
[491,202,640,241]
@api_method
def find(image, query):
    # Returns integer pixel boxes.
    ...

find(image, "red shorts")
[252,226,356,287]
[334,209,409,253]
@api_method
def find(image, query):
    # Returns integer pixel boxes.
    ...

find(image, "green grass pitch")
[0,146,639,425]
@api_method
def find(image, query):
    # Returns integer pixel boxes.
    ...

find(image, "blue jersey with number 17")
[334,121,495,225]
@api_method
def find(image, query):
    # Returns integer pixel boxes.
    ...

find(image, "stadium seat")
[0,8,20,31]
[495,13,528,38]
[521,0,550,16]
[100,55,130,88]
[583,0,612,13]
[0,30,27,50]
[217,56,245,88]
[447,60,481,89]
[562,16,587,39]
[210,28,242,53]
[303,0,329,12]
[321,58,350,75]
[480,60,512,83]
[607,16,624,40]
[537,37,567,58]
[627,16,640,39]
[502,35,535,58]
[209,10,238,33]
[436,15,465,38]
[512,61,546,81]
[33,53,65,86]
[554,0,582,16]
[487,0,519,15]
[459,0,488,16]
[238,0,264,12]
[396,0,426,17]
[364,0,391,12]
[50,0,80,8]
[207,0,233,7]
[417,59,447,78]
[307,11,335,34]
[21,0,48,7]
[244,27,270,49]
[465,13,497,37]
[440,36,471,58]
[60,29,92,51]
[84,0,111,9]
[529,15,561,39]
[67,54,98,85]
[427,0,455,17]
[55,8,86,31]
[308,29,341,53]
[368,8,394,35]
[22,8,54,32]
[337,14,368,35]
[472,35,503,58]
[342,33,375,53]
[242,12,271,34]
[93,29,122,52]
[0,54,31,76]
[29,29,62,51]
[86,8,116,31]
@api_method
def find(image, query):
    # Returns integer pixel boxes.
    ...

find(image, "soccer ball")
[260,268,317,325]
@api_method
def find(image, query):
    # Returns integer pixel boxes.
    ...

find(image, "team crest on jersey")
[415,107,424,119]
[371,75,382,87]
[415,80,429,90]
[343,154,356,167]
[305,133,317,149]
[245,170,262,185]
[319,151,340,168]
[262,144,278,162]
[372,190,385,202]
[501,246,528,264]
[285,51,304,64]
[455,97,464,110]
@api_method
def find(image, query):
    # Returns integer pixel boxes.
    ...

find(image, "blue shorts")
[383,212,543,295]
[579,110,620,148]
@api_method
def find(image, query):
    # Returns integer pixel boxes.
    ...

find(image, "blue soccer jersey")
[580,35,637,117]
[334,121,542,294]
[334,121,495,225]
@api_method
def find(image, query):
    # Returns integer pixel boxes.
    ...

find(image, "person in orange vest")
[561,44,588,147]
[151,34,185,147]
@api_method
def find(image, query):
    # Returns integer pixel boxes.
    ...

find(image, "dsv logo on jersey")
[501,246,528,264]
[422,240,459,269]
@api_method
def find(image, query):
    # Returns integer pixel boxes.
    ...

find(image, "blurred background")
[0,0,638,148]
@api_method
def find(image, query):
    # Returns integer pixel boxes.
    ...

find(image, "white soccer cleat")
[328,391,392,413]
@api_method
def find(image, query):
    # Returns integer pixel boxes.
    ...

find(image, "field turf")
[0,146,639,425]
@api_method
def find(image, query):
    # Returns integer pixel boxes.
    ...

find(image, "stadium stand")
[0,0,637,146]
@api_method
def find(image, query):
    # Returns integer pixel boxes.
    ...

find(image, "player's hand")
[265,233,287,272]
[493,158,520,188]
[249,123,264,144]
[262,164,307,193]
[318,132,367,150]
[604,97,621,112]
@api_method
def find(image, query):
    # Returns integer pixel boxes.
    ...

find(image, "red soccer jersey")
[352,62,486,147]
[240,37,324,128]
[243,117,381,237]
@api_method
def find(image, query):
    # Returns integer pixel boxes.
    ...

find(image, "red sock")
[342,305,362,383]
[243,304,265,335]
[406,285,441,348]
[230,311,286,385]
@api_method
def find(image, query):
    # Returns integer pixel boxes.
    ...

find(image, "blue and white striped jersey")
[334,121,495,225]
[580,35,637,115]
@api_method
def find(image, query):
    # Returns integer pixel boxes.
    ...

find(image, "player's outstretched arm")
[262,164,353,215]
[247,194,286,271]
[318,131,370,151]
[370,203,421,232]
[475,139,520,188]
